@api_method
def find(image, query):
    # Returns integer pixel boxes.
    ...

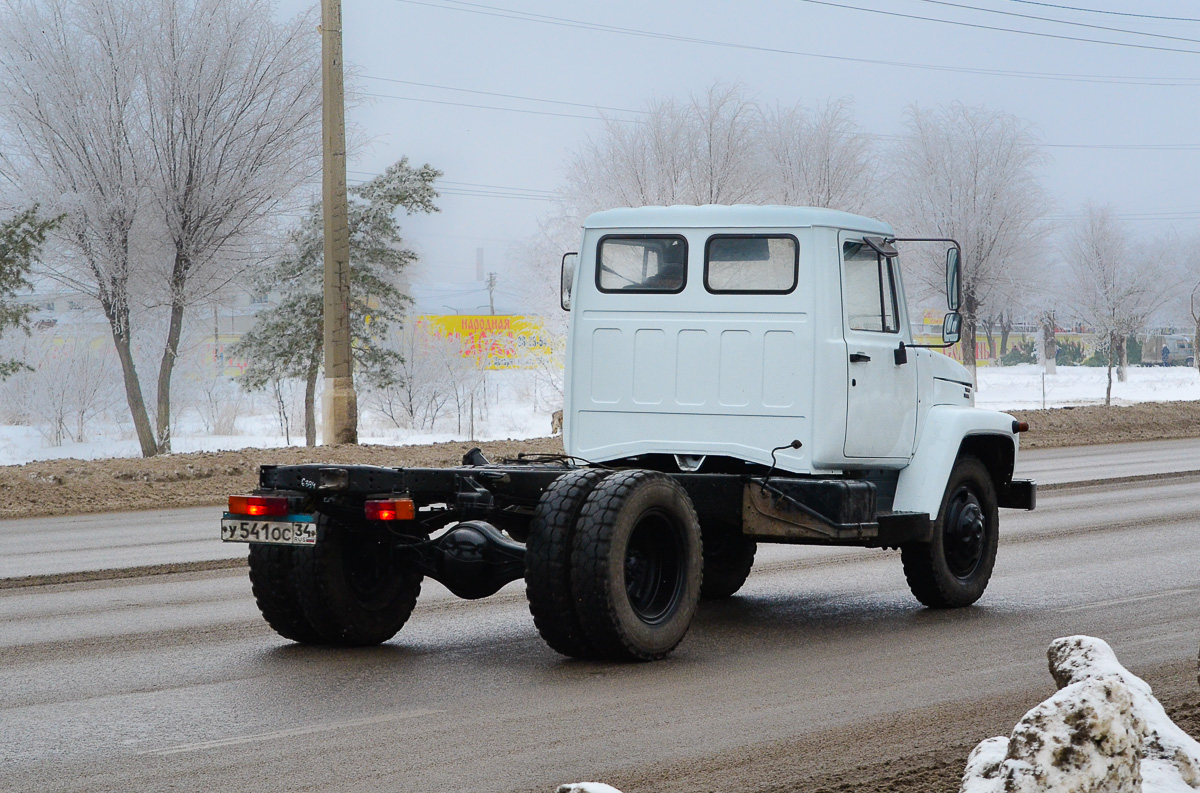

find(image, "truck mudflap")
[999,478,1036,510]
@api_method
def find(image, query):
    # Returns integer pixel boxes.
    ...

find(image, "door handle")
[849,353,871,363]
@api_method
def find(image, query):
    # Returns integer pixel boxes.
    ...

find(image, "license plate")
[220,514,317,546]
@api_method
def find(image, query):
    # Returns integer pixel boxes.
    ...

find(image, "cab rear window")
[704,235,798,294]
[596,235,688,293]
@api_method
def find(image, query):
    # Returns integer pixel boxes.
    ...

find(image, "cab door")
[840,235,918,460]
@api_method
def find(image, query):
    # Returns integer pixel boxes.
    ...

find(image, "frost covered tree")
[0,0,152,452]
[0,207,57,379]
[1063,205,1167,405]
[886,102,1051,382]
[232,159,440,446]
[561,83,764,217]
[0,0,320,456]
[139,0,320,452]
[759,99,875,213]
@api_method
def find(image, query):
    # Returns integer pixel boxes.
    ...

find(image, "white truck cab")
[561,205,1026,520]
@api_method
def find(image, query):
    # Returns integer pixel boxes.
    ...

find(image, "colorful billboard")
[419,315,555,369]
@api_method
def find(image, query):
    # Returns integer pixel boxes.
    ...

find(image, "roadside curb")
[0,557,247,590]
[1039,469,1200,492]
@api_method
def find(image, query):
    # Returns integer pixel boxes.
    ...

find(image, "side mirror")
[560,252,578,311]
[943,312,962,345]
[946,247,961,311]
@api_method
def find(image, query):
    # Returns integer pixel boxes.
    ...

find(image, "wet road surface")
[3,472,1198,792]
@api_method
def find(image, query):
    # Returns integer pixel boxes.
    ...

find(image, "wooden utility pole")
[321,0,357,444]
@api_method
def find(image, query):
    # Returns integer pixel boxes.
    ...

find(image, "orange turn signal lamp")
[1012,420,1030,433]
[228,495,289,517]
[365,498,416,521]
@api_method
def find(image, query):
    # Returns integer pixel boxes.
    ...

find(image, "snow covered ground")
[0,368,556,466]
[1,364,1198,466]
[974,364,1200,411]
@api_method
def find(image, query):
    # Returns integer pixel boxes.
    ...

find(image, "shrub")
[1000,339,1036,366]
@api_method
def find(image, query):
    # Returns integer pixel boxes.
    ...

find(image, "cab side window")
[843,241,899,333]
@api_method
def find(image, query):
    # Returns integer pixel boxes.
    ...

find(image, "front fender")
[893,406,1019,517]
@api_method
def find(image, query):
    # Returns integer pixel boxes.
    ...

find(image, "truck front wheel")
[901,455,998,608]
[569,470,703,661]
[291,517,424,646]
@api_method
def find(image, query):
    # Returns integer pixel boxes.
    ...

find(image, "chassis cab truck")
[222,205,1035,661]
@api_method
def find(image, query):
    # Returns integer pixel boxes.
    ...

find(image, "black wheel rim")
[623,509,686,625]
[943,487,986,578]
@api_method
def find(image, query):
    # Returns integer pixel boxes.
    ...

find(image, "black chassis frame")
[251,451,1034,602]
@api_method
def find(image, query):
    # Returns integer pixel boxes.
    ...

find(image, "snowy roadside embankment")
[961,636,1200,793]
[974,364,1200,411]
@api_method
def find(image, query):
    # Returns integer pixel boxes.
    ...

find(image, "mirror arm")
[887,236,961,247]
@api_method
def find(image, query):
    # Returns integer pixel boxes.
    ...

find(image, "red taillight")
[228,495,289,517]
[365,498,415,521]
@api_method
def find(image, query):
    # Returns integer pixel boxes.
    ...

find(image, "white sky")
[274,0,1200,303]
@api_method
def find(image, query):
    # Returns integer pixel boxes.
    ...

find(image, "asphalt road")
[5,437,1200,580]
[3,467,1198,792]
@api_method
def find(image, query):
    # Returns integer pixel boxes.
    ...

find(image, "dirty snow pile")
[556,785,623,793]
[961,636,1200,793]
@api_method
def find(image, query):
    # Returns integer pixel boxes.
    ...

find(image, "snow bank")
[961,636,1200,793]
[556,784,624,793]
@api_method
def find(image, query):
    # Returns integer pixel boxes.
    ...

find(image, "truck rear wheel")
[525,468,612,659]
[901,455,998,608]
[570,470,703,661]
[291,517,423,646]
[700,527,756,599]
[248,544,322,643]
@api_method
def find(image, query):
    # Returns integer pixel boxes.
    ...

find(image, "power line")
[440,189,553,202]
[440,179,554,196]
[362,90,629,121]
[361,75,646,116]
[348,168,557,202]
[794,0,1200,56]
[393,0,1200,86]
[1005,0,1200,24]
[913,0,1200,46]
[863,131,1200,151]
[356,72,1200,151]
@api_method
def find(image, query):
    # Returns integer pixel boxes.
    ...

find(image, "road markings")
[1058,586,1200,614]
[143,708,443,756]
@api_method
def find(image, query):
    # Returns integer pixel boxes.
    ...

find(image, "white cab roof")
[584,204,893,234]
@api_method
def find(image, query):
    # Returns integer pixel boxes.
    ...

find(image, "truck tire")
[700,526,756,599]
[291,517,423,646]
[525,468,612,658]
[901,455,998,608]
[570,470,703,661]
[247,544,323,643]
